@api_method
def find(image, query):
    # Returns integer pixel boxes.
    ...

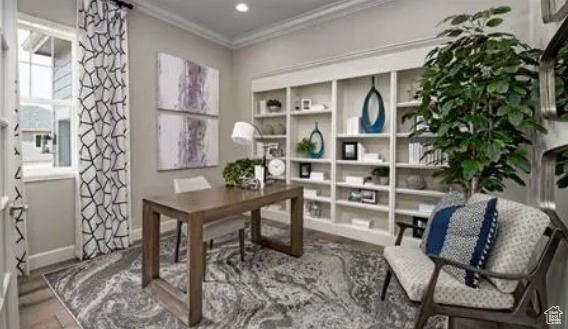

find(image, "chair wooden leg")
[202,242,207,281]
[238,229,245,262]
[413,305,431,329]
[381,268,392,301]
[209,240,214,249]
[174,221,182,263]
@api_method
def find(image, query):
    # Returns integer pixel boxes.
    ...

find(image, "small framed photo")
[348,188,362,202]
[299,163,312,178]
[301,99,312,111]
[342,142,358,160]
[361,189,377,204]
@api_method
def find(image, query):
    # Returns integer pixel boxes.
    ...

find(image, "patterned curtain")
[78,0,130,259]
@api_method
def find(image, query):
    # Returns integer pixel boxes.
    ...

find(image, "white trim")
[23,168,75,183]
[124,10,134,249]
[131,0,393,49]
[28,245,76,271]
[132,0,233,48]
[130,219,178,243]
[18,13,76,40]
[232,0,394,48]
[254,36,441,79]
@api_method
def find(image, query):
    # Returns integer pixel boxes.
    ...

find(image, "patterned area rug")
[45,226,446,329]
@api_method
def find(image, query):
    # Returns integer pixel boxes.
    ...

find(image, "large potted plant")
[404,6,546,198]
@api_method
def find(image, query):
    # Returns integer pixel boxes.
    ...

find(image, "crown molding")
[131,0,395,49]
[232,0,395,48]
[254,35,442,79]
[132,0,233,48]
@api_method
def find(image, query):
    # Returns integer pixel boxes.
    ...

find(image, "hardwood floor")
[17,221,500,329]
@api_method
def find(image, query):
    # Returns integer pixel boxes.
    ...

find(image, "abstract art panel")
[157,52,219,116]
[157,113,219,170]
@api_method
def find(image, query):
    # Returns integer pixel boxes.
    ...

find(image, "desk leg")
[187,214,204,326]
[142,202,160,287]
[290,195,304,257]
[251,209,261,244]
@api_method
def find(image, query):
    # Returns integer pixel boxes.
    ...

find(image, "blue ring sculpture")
[307,122,324,159]
[362,76,386,134]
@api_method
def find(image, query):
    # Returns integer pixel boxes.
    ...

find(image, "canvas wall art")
[156,52,219,116]
[157,113,219,170]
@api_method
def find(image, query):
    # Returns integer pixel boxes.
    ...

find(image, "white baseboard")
[130,219,178,242]
[29,245,76,271]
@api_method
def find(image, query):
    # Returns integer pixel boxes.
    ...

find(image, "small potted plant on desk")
[372,167,389,185]
[223,158,263,187]
[267,99,282,113]
[296,138,316,158]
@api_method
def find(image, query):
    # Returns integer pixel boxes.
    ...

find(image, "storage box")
[310,172,326,181]
[345,176,365,185]
[304,189,319,198]
[351,218,372,229]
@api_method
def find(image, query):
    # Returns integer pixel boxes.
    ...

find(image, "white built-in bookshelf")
[249,43,447,247]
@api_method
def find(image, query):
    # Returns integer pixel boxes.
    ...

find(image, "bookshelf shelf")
[336,200,390,212]
[255,135,287,140]
[337,133,390,139]
[337,160,389,167]
[250,45,443,248]
[290,158,332,164]
[336,182,390,192]
[253,112,286,119]
[290,178,331,185]
[290,109,332,116]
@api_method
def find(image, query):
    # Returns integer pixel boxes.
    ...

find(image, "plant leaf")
[451,15,470,25]
[486,18,504,27]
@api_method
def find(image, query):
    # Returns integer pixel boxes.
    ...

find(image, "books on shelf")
[351,218,372,229]
[346,117,361,135]
[408,142,448,166]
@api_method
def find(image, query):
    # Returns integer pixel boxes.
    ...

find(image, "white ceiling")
[133,0,388,48]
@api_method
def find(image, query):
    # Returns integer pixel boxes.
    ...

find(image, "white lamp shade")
[232,121,255,145]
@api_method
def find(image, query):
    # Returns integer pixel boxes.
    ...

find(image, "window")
[18,17,77,179]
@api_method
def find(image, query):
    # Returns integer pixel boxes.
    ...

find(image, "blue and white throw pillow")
[420,190,465,252]
[423,198,499,288]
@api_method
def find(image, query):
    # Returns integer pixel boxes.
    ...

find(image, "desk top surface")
[144,184,303,216]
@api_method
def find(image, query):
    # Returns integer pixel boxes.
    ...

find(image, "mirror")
[540,17,568,120]
[542,0,568,23]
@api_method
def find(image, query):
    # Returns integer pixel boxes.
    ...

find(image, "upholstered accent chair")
[173,177,246,267]
[381,194,565,329]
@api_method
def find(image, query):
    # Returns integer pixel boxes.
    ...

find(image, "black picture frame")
[361,189,377,204]
[342,142,358,160]
[299,163,312,178]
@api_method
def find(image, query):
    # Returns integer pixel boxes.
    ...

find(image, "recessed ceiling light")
[235,3,249,13]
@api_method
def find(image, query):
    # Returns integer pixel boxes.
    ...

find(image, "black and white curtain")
[78,0,130,259]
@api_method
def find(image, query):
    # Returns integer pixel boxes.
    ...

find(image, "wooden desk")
[142,184,304,326]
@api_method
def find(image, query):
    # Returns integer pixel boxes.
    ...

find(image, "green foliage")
[555,44,568,189]
[267,99,282,107]
[372,167,389,177]
[403,6,546,196]
[296,138,316,155]
[223,158,263,187]
[558,151,568,189]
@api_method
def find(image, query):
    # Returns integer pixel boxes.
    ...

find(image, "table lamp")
[231,121,268,178]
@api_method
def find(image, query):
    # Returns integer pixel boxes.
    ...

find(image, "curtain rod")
[112,0,134,10]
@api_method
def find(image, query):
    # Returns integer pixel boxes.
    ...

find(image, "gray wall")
[17,0,237,258]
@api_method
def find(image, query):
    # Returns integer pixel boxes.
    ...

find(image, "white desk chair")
[173,177,246,267]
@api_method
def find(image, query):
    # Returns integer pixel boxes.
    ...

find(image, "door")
[0,0,24,327]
